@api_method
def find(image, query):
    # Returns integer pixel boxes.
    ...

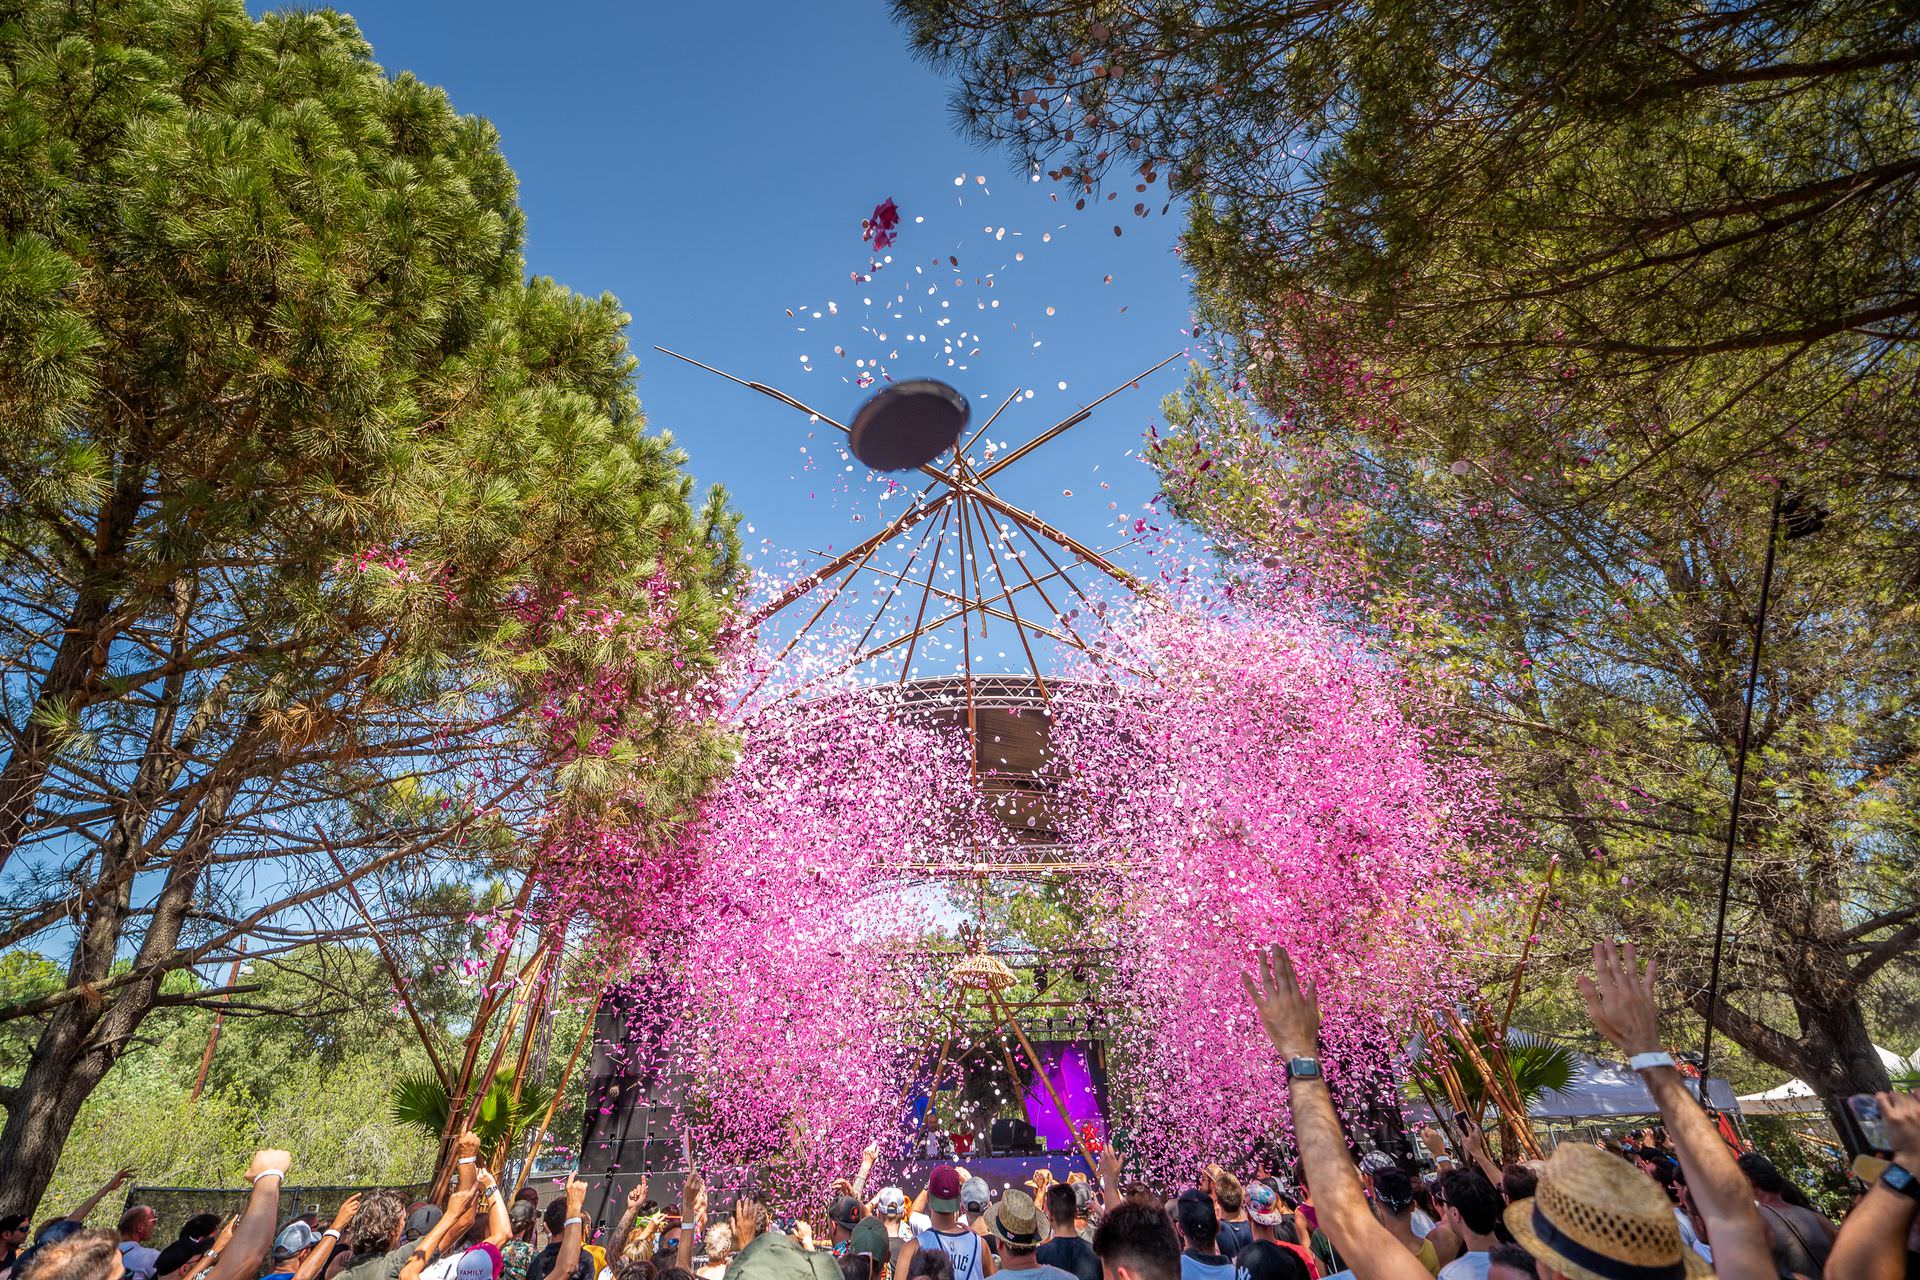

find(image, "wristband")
[564,1217,584,1228]
[323,1230,341,1241]
[1628,1051,1676,1072]
[249,1169,287,1185]
[458,1157,477,1165]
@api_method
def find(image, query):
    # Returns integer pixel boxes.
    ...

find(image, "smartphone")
[1849,1094,1891,1153]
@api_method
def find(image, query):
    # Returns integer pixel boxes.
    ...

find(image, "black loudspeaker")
[575,972,689,1227]
[990,1116,1039,1155]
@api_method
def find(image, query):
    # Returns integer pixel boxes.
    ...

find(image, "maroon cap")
[927,1165,963,1212]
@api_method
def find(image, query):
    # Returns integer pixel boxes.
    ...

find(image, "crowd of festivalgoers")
[2,942,1917,1280]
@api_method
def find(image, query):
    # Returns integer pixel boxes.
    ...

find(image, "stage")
[892,1153,1092,1192]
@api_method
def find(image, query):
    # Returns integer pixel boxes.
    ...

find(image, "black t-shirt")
[1035,1236,1100,1280]
[525,1242,595,1280]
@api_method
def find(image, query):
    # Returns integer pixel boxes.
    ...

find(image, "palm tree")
[1410,1026,1581,1160]
[389,1066,555,1162]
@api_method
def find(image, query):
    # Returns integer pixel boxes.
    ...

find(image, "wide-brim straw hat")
[982,1190,1052,1249]
[1504,1144,1712,1280]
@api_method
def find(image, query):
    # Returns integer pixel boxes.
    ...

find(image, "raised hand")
[565,1177,589,1215]
[331,1195,363,1231]
[1880,1091,1920,1168]
[1241,944,1321,1061]
[628,1183,649,1212]
[1576,940,1662,1056]
[247,1150,293,1182]
[455,1131,483,1162]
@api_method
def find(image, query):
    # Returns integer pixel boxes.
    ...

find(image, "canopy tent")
[1528,1051,1738,1119]
[1736,1045,1918,1116]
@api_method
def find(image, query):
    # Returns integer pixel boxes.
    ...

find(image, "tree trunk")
[0,986,148,1219]
[1798,997,1892,1156]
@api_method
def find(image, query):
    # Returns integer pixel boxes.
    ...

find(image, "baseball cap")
[959,1177,991,1214]
[848,1217,890,1269]
[828,1196,863,1230]
[1358,1151,1399,1176]
[927,1166,963,1214]
[455,1243,503,1280]
[405,1204,443,1240]
[1246,1182,1286,1227]
[274,1222,320,1260]
[874,1187,907,1217]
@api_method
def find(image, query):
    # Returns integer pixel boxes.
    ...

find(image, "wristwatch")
[1285,1057,1325,1081]
[1882,1161,1920,1201]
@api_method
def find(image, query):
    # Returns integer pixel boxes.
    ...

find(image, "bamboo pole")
[512,991,605,1200]
[189,944,247,1102]
[916,989,968,1146]
[990,989,1101,1176]
[1498,860,1559,1040]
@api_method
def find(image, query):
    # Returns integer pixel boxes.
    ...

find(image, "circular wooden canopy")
[893,674,1073,847]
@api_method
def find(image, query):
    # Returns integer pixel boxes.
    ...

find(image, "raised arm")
[453,1131,483,1198]
[1459,1125,1503,1185]
[1243,946,1430,1280]
[208,1151,291,1280]
[1097,1143,1124,1212]
[291,1194,362,1280]
[476,1173,511,1248]
[399,1186,479,1280]
[67,1168,136,1223]
[605,1181,650,1264]
[676,1174,706,1273]
[852,1144,880,1201]
[551,1179,588,1280]
[1577,941,1772,1280]
[1823,1091,1920,1280]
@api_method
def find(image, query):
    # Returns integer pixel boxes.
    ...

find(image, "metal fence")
[126,1184,430,1241]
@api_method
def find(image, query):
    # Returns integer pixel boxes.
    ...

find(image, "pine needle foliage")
[0,0,738,1215]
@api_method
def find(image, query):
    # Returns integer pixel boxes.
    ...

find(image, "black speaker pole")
[1697,488,1784,1090]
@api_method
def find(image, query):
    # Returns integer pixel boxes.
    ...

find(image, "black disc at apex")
[849,379,970,471]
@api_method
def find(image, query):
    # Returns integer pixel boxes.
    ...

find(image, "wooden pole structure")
[916,989,969,1145]
[432,941,549,1199]
[511,990,605,1200]
[989,989,1102,1176]
[1498,859,1558,1040]
[189,942,247,1102]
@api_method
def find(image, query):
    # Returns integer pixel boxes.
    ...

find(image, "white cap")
[874,1188,907,1217]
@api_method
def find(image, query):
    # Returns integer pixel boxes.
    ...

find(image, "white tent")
[1735,1045,1918,1116]
[1529,1051,1738,1119]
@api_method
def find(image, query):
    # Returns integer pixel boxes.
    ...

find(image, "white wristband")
[1629,1051,1677,1073]
[564,1217,584,1228]
[323,1230,341,1241]
[249,1169,286,1185]
[458,1157,477,1165]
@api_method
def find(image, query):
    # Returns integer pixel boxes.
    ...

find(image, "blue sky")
[317,0,1202,682]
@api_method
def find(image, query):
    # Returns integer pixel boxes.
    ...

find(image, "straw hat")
[981,1190,1052,1249]
[1504,1144,1711,1280]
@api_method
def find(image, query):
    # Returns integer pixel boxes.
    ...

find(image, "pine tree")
[0,0,738,1213]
